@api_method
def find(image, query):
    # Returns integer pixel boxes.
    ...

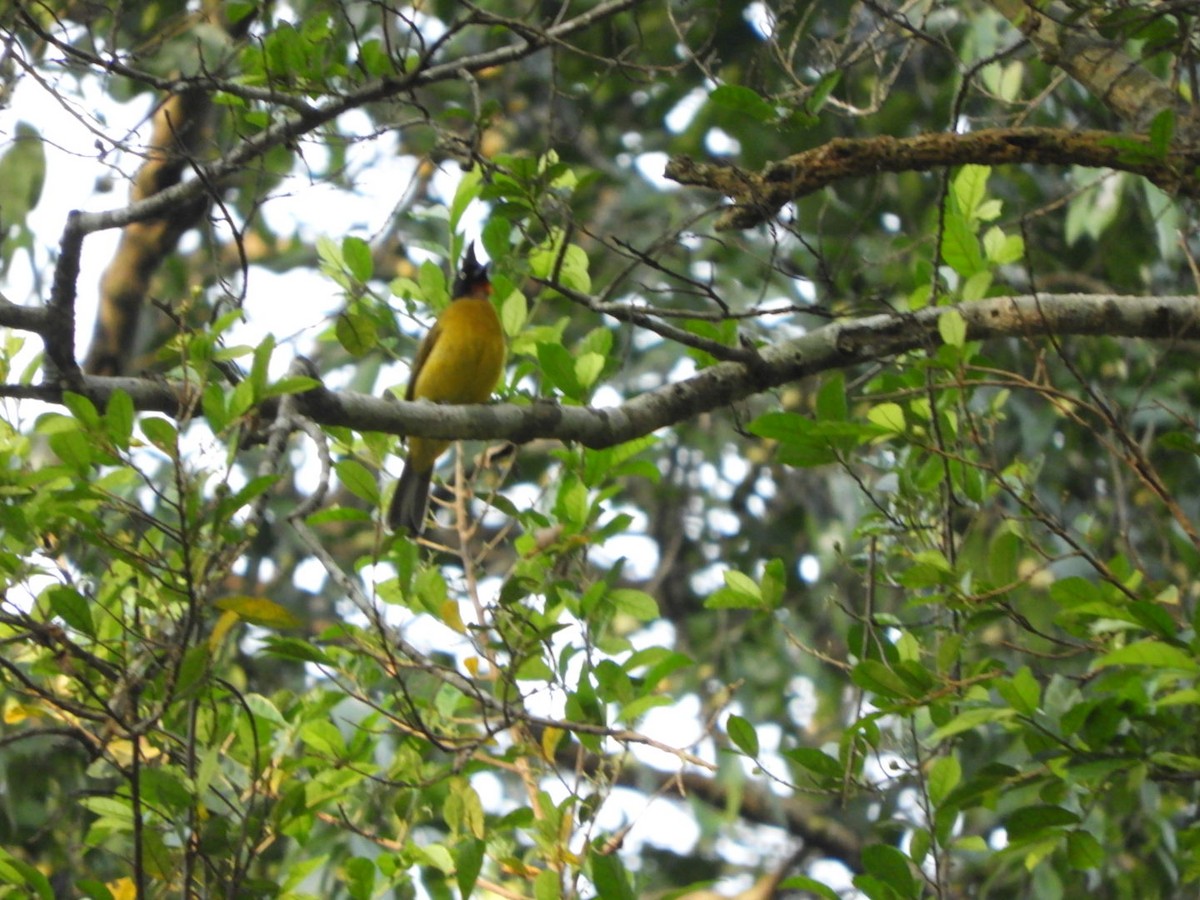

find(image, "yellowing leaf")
[214,595,302,629]
[106,738,163,767]
[209,609,240,651]
[440,599,467,634]
[542,726,565,761]
[867,402,905,433]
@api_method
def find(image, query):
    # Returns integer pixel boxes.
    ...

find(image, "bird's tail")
[388,463,433,535]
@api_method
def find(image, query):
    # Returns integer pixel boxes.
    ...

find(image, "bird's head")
[453,241,492,300]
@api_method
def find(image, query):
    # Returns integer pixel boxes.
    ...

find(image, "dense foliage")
[2,1,1200,898]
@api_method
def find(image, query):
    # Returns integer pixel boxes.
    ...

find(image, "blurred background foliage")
[2,0,1200,898]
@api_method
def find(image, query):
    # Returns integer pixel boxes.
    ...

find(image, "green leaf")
[996,666,1040,716]
[299,719,346,758]
[47,585,95,636]
[104,389,135,449]
[760,558,786,609]
[575,351,605,391]
[861,844,915,897]
[262,375,320,399]
[1066,830,1105,870]
[481,214,512,264]
[952,164,990,222]
[816,372,848,421]
[608,588,659,621]
[336,308,378,357]
[48,428,95,471]
[529,237,590,293]
[1149,108,1174,157]
[1005,804,1079,839]
[927,706,1017,742]
[983,226,1024,264]
[0,847,53,899]
[779,876,840,900]
[533,867,560,900]
[852,659,920,700]
[336,458,379,505]
[553,474,589,527]
[724,569,759,599]
[74,880,116,900]
[705,569,766,610]
[727,714,759,757]
[344,857,376,900]
[450,167,483,233]
[709,84,778,122]
[927,754,961,808]
[0,123,47,223]
[1096,640,1198,672]
[538,341,584,400]
[784,746,843,781]
[261,636,334,665]
[938,309,967,348]
[589,851,636,900]
[356,38,391,76]
[806,71,841,114]
[342,236,373,283]
[140,416,178,452]
[456,839,486,898]
[867,402,905,434]
[419,259,448,308]
[941,205,985,277]
[61,391,101,430]
[500,287,527,337]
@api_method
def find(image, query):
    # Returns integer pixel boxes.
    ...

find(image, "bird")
[388,242,506,535]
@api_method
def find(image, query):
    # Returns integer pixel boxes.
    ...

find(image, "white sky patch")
[808,859,855,895]
[296,556,336,600]
[665,87,706,134]
[665,355,697,384]
[706,505,740,537]
[590,384,623,408]
[798,553,821,584]
[794,276,817,302]
[705,127,741,156]
[2,552,65,614]
[743,2,776,39]
[229,267,339,365]
[631,693,715,770]
[689,562,725,596]
[787,676,819,730]
[589,532,660,581]
[721,444,750,483]
[633,151,674,190]
[628,618,676,653]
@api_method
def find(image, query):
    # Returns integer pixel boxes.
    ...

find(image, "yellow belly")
[407,297,504,472]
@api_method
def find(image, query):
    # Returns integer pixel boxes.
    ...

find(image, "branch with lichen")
[666,128,1199,231]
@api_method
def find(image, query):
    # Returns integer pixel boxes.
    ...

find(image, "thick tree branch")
[666,128,1200,230]
[4,293,1199,448]
[990,0,1197,134]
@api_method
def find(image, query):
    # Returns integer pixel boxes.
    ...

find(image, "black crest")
[452,241,490,297]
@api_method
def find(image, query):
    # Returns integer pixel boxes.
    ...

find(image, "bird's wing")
[405,317,443,402]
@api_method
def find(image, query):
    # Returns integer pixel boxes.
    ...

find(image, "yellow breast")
[412,297,505,405]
